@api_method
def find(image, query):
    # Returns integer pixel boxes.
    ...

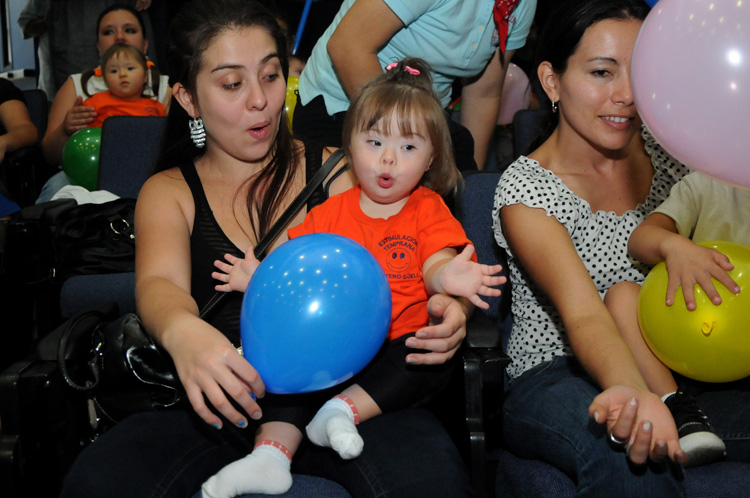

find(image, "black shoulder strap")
[254,148,345,261]
[198,148,346,318]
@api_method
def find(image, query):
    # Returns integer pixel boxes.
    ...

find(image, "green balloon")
[62,127,102,191]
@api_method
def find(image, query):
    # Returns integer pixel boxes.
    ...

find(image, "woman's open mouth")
[248,122,270,139]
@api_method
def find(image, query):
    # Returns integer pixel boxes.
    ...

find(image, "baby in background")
[81,43,166,128]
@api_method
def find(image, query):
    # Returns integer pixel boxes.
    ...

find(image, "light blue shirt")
[299,0,537,114]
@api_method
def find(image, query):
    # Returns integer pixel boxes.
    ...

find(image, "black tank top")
[181,142,333,344]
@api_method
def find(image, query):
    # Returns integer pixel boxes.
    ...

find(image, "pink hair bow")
[385,62,420,76]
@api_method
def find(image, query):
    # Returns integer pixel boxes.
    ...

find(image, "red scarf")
[493,0,520,53]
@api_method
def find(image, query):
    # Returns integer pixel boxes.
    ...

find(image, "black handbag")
[50,301,183,426]
[54,149,347,427]
[51,197,136,280]
[3,197,136,285]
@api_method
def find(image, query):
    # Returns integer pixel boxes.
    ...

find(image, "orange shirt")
[288,185,474,340]
[83,91,166,128]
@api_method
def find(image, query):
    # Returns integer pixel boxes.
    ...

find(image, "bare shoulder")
[137,167,194,226]
[140,167,187,199]
[526,139,554,170]
[54,77,77,106]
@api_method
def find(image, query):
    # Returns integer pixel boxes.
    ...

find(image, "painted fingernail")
[643,421,652,432]
[629,397,637,407]
[593,411,601,423]
[237,420,247,428]
[213,423,222,430]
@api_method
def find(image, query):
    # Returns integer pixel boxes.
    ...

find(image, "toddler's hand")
[212,246,260,293]
[440,245,506,309]
[664,243,739,310]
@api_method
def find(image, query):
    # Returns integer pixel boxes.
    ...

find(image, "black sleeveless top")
[181,141,337,345]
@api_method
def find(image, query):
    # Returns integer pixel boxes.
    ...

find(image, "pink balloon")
[632,0,750,187]
[498,63,532,125]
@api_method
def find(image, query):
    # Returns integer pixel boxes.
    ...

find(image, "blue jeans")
[503,355,684,497]
[503,356,750,497]
[36,170,70,204]
[59,407,472,498]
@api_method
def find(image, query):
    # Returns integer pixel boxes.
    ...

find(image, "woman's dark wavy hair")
[96,4,146,38]
[155,0,295,242]
[524,0,650,154]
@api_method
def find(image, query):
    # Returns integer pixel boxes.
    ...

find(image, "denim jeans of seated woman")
[60,407,473,498]
[506,355,674,497]
[503,355,750,498]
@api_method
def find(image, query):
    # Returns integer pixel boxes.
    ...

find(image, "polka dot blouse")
[492,129,689,380]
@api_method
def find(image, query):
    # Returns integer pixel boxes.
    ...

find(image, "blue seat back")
[457,172,511,325]
[97,116,167,198]
[21,89,49,138]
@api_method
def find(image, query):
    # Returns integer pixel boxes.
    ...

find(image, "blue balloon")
[645,0,658,6]
[241,233,391,394]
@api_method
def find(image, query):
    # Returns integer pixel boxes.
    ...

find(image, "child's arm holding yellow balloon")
[629,213,738,310]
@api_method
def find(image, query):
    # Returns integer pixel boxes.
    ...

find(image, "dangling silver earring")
[551,100,558,114]
[189,117,206,148]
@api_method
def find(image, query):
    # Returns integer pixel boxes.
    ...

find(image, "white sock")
[306,395,363,460]
[201,441,292,498]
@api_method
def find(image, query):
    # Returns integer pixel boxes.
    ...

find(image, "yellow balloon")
[285,76,299,133]
[638,241,750,383]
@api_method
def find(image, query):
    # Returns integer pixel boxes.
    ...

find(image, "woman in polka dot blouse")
[488,0,728,495]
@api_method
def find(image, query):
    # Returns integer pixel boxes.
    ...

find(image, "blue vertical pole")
[292,0,314,55]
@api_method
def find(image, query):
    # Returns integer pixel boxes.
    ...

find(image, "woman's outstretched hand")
[589,385,687,465]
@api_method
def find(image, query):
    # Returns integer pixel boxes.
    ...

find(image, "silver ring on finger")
[609,431,628,449]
